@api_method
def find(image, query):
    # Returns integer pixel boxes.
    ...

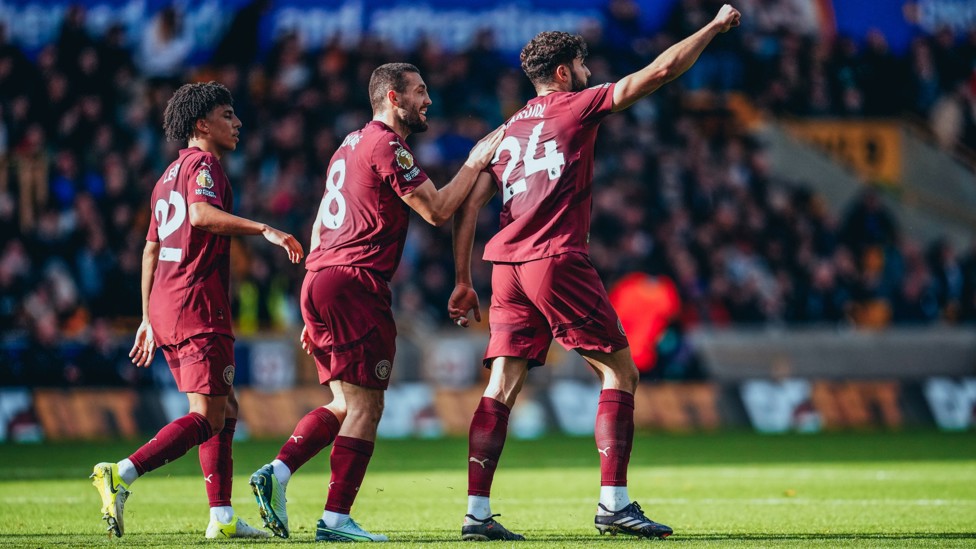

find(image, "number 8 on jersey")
[319,159,347,230]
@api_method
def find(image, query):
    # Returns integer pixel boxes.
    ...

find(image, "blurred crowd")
[2,0,976,387]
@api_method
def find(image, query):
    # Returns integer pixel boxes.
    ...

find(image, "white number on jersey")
[154,190,187,241]
[318,159,347,230]
[493,121,564,204]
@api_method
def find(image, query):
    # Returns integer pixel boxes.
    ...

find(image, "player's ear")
[554,63,570,85]
[387,89,400,108]
[194,117,209,136]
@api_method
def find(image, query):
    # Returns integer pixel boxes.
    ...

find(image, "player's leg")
[198,388,268,539]
[315,381,389,542]
[461,356,529,542]
[581,348,672,539]
[276,399,347,482]
[91,340,220,537]
[254,269,355,537]
[460,261,548,541]
[526,253,671,539]
[252,391,346,538]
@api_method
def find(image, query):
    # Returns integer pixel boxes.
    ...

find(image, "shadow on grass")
[671,533,976,541]
[312,531,976,543]
[3,532,973,546]
[5,431,976,480]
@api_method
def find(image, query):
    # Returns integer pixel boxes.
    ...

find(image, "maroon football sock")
[467,397,511,497]
[129,412,214,476]
[595,389,634,486]
[276,407,341,473]
[324,436,374,514]
[199,417,236,508]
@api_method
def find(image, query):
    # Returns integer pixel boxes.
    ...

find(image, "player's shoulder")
[567,82,613,99]
[373,124,408,152]
[369,126,413,162]
[181,148,220,171]
[342,122,400,155]
[360,120,398,140]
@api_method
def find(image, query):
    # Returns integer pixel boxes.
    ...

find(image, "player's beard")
[399,106,428,134]
[570,71,588,92]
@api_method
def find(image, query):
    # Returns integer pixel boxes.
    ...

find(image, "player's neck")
[537,86,565,97]
[186,138,225,160]
[374,113,411,140]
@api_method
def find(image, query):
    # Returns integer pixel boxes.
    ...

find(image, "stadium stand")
[0,0,975,392]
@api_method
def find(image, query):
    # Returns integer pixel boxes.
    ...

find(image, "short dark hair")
[163,81,234,142]
[368,63,421,113]
[520,31,588,87]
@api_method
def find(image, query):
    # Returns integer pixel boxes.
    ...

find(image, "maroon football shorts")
[160,333,236,395]
[301,266,396,390]
[485,252,629,367]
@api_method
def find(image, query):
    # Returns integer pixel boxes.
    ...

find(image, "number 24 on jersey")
[494,121,564,204]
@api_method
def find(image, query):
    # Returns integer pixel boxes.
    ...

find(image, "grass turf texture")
[1,431,974,547]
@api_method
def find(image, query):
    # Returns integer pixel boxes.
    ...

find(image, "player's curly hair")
[520,31,588,87]
[163,81,234,142]
[368,63,421,113]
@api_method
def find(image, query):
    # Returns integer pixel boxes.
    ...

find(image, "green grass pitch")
[1,431,974,547]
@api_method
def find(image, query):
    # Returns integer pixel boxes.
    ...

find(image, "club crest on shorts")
[617,318,626,336]
[374,359,392,380]
[223,365,235,385]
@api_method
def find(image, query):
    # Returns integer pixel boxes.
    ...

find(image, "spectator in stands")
[840,187,898,257]
[788,260,849,323]
[891,265,939,324]
[75,317,136,387]
[927,238,964,320]
[0,1,974,392]
[138,6,193,82]
[21,313,67,386]
[859,29,905,117]
[211,0,271,70]
[11,124,47,232]
[959,243,976,323]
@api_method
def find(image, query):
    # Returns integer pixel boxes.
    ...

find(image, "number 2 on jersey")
[318,159,347,229]
[155,190,186,241]
[494,121,564,204]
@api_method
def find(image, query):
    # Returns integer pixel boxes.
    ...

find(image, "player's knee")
[204,412,226,433]
[200,402,227,431]
[347,400,384,427]
[326,402,348,423]
[189,396,228,431]
[367,399,385,425]
[612,363,639,392]
[224,397,239,419]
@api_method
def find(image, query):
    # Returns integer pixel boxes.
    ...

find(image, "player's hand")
[263,226,305,264]
[464,127,506,171]
[129,319,156,367]
[300,325,313,355]
[448,283,481,328]
[713,4,740,33]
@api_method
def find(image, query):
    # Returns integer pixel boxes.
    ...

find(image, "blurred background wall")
[0,0,974,441]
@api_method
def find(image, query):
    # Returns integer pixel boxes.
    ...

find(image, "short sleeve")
[146,205,159,242]
[185,153,226,208]
[568,82,616,125]
[374,137,429,196]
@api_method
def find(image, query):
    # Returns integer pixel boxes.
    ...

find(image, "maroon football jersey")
[305,121,429,280]
[483,83,615,263]
[146,147,234,346]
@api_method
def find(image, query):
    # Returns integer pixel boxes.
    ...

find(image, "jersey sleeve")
[146,197,159,242]
[185,153,227,208]
[568,82,616,125]
[373,137,429,196]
